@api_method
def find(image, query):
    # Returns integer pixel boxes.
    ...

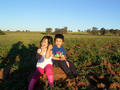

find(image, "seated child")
[28,36,54,90]
[52,34,78,79]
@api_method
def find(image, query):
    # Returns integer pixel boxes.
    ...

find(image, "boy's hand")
[60,57,66,60]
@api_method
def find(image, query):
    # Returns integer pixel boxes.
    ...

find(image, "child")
[52,34,78,79]
[28,36,54,90]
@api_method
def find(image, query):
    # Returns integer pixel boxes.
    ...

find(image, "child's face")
[55,38,63,48]
[41,39,48,48]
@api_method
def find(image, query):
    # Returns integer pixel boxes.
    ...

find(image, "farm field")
[0,32,120,90]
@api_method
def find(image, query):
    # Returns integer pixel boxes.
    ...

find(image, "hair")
[54,34,64,42]
[40,36,53,47]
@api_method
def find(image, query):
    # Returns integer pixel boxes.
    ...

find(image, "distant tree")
[46,28,52,35]
[114,29,120,36]
[63,27,67,34]
[109,29,118,35]
[68,30,72,32]
[92,27,98,31]
[26,30,30,32]
[7,30,10,31]
[78,29,80,32]
[107,29,120,36]
[109,29,114,34]
[16,30,21,32]
[53,27,68,34]
[100,27,106,35]
[91,27,99,35]
[0,30,6,35]
[54,28,63,34]
[87,29,92,35]
[87,27,99,35]
[116,29,120,36]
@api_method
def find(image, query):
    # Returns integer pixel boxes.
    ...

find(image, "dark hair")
[54,34,64,42]
[40,36,53,47]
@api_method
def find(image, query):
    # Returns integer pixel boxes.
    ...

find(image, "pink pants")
[28,64,53,90]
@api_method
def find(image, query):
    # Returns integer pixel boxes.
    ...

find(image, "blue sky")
[0,0,120,31]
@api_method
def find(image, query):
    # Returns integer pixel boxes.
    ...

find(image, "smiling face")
[55,38,63,48]
[41,38,48,48]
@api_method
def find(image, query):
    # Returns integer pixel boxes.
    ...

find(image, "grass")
[67,32,88,35]
[0,31,120,89]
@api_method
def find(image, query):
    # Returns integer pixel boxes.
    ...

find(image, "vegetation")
[87,27,120,36]
[0,31,120,90]
[45,26,120,36]
[0,30,6,35]
[46,28,52,35]
[45,26,68,35]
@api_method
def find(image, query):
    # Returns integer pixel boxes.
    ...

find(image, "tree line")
[86,27,120,36]
[0,30,6,35]
[1,26,120,36]
[46,27,68,35]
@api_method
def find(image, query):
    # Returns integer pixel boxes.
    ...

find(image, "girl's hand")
[41,46,46,54]
[45,44,53,59]
[41,46,45,49]
[36,49,42,60]
[48,44,53,50]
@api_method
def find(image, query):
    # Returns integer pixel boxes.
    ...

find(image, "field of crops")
[0,32,120,90]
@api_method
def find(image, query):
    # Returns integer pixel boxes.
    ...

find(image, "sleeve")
[62,48,66,55]
[39,49,41,53]
[37,48,41,54]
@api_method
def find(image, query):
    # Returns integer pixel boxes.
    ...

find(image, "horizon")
[0,0,120,32]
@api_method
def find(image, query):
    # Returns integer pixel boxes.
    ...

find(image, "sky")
[0,0,120,32]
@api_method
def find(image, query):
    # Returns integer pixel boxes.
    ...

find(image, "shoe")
[67,73,74,79]
[49,83,54,88]
[73,73,81,77]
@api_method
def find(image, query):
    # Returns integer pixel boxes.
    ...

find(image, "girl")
[28,36,54,90]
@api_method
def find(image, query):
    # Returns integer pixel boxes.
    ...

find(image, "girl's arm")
[36,48,42,60]
[45,45,53,59]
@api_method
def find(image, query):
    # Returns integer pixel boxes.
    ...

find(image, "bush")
[0,30,6,35]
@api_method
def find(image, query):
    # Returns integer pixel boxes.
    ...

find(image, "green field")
[0,32,120,89]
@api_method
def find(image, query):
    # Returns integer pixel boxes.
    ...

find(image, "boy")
[52,34,78,79]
